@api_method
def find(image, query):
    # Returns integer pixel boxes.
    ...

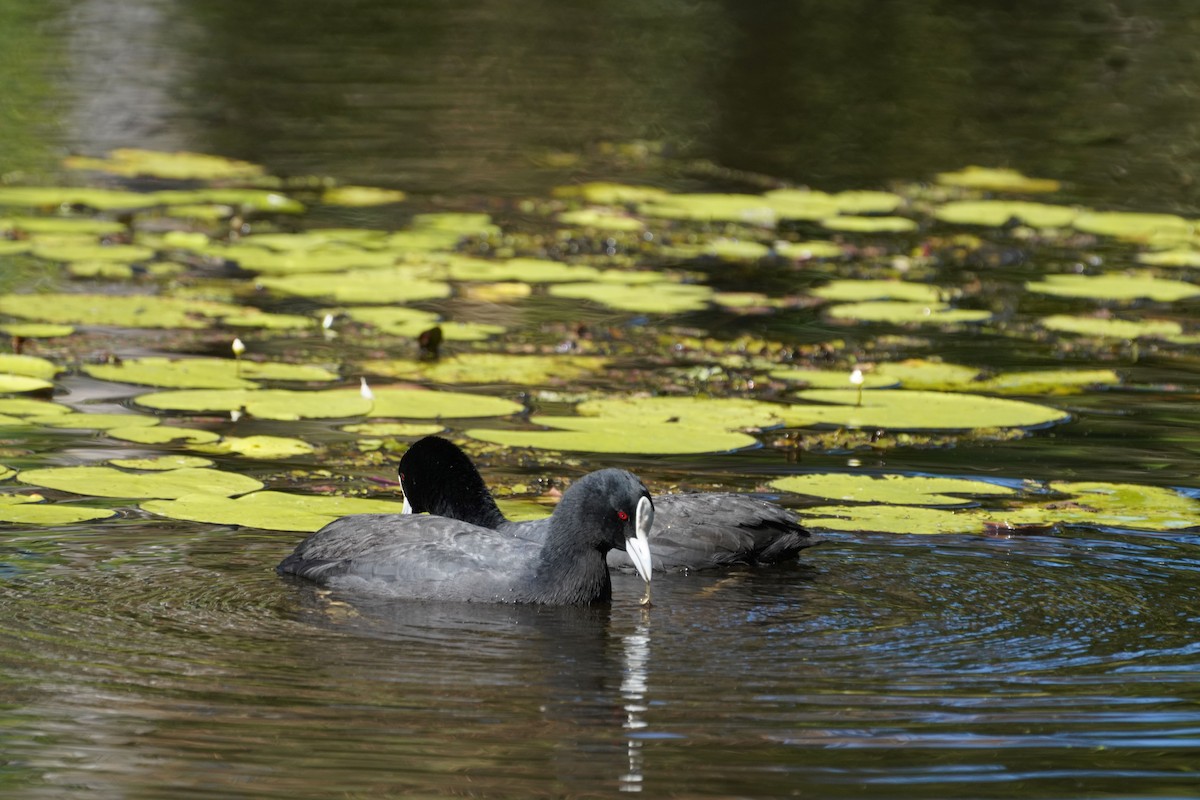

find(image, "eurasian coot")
[278,467,654,605]
[398,436,815,573]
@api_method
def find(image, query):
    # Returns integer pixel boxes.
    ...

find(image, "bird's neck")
[528,532,612,605]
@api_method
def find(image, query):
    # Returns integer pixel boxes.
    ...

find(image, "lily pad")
[0,465,14,481]
[768,368,898,389]
[16,466,263,499]
[1138,248,1200,268]
[191,435,315,459]
[557,182,672,206]
[0,399,72,417]
[0,323,75,338]
[30,413,159,430]
[825,301,992,325]
[0,293,246,329]
[135,386,522,421]
[445,257,602,284]
[0,494,117,525]
[1039,315,1183,340]
[341,422,444,437]
[800,504,982,534]
[1025,272,1200,302]
[258,268,451,304]
[107,425,222,445]
[788,389,1068,430]
[872,359,1120,395]
[361,353,610,385]
[64,148,266,181]
[31,242,156,263]
[548,281,713,313]
[774,240,845,260]
[1038,481,1200,531]
[936,166,1062,193]
[322,185,407,206]
[0,357,59,381]
[220,310,316,330]
[639,193,777,226]
[934,200,1077,228]
[820,215,917,234]
[1,216,127,236]
[338,306,504,341]
[108,455,215,470]
[557,208,645,232]
[811,280,945,303]
[1072,211,1192,240]
[142,490,407,532]
[0,375,54,393]
[84,357,339,389]
[771,473,1016,505]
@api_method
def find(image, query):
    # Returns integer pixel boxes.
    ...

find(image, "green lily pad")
[0,494,117,525]
[0,323,75,338]
[341,422,444,437]
[811,280,945,303]
[788,389,1068,430]
[220,310,316,330]
[800,504,982,534]
[706,239,772,262]
[639,193,777,226]
[873,360,983,389]
[84,357,339,389]
[0,399,72,417]
[1137,248,1200,268]
[142,490,407,532]
[771,473,1016,505]
[2,216,127,235]
[196,242,399,275]
[258,268,451,304]
[150,189,304,214]
[361,353,610,385]
[820,215,917,233]
[872,359,1120,395]
[135,386,521,421]
[1039,481,1200,531]
[768,368,898,389]
[936,166,1061,193]
[1072,211,1193,240]
[774,240,845,260]
[0,465,14,481]
[934,200,1077,228]
[108,455,215,470]
[322,185,407,206]
[191,435,315,459]
[557,208,646,232]
[64,148,266,181]
[0,187,162,211]
[67,262,134,280]
[557,182,673,205]
[1025,272,1200,302]
[339,307,505,341]
[1040,315,1183,340]
[548,281,713,313]
[16,466,263,499]
[107,425,222,445]
[444,257,602,284]
[825,301,992,325]
[0,293,246,329]
[30,413,159,430]
[0,354,59,379]
[31,242,155,263]
[833,191,905,215]
[0,375,54,393]
[761,189,840,220]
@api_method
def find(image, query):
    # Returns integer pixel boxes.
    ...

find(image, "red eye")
[617,510,629,521]
[399,472,406,482]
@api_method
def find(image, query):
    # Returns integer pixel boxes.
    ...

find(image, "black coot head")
[555,468,654,582]
[398,436,506,528]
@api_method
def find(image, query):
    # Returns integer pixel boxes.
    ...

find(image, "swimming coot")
[278,467,654,605]
[398,436,816,573]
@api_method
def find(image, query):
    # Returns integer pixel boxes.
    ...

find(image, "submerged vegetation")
[1,146,1199,534]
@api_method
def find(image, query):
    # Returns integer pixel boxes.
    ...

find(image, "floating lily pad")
[0,354,58,379]
[1072,211,1192,240]
[0,293,246,329]
[67,261,134,279]
[136,386,522,421]
[1025,272,1200,302]
[706,239,772,261]
[108,455,215,470]
[221,310,316,330]
[936,166,1061,193]
[771,473,1016,505]
[31,242,155,263]
[760,189,839,220]
[361,353,610,385]
[548,281,713,313]
[0,465,14,481]
[825,301,992,325]
[322,185,407,206]
[811,280,945,303]
[446,257,602,284]
[557,182,672,205]
[142,490,406,532]
[30,413,159,430]
[1137,248,1200,268]
[2,216,127,235]
[84,357,339,389]
[934,199,1077,228]
[871,359,1120,395]
[64,148,266,181]
[0,323,75,338]
[789,389,1068,430]
[557,208,645,232]
[1039,481,1200,531]
[0,375,54,393]
[639,193,777,226]
[0,399,72,417]
[191,435,315,459]
[1039,315,1183,340]
[820,215,917,233]
[800,504,981,534]
[107,425,222,445]
[337,307,505,341]
[258,268,451,304]
[872,360,983,389]
[197,242,398,275]
[0,187,162,211]
[0,494,117,525]
[768,368,898,389]
[341,422,444,437]
[774,240,845,260]
[17,466,263,499]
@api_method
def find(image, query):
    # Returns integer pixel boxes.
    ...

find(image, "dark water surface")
[4,1,1200,797]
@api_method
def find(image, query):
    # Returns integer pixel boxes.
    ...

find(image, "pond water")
[3,1,1200,797]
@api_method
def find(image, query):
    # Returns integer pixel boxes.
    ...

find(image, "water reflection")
[619,614,650,792]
